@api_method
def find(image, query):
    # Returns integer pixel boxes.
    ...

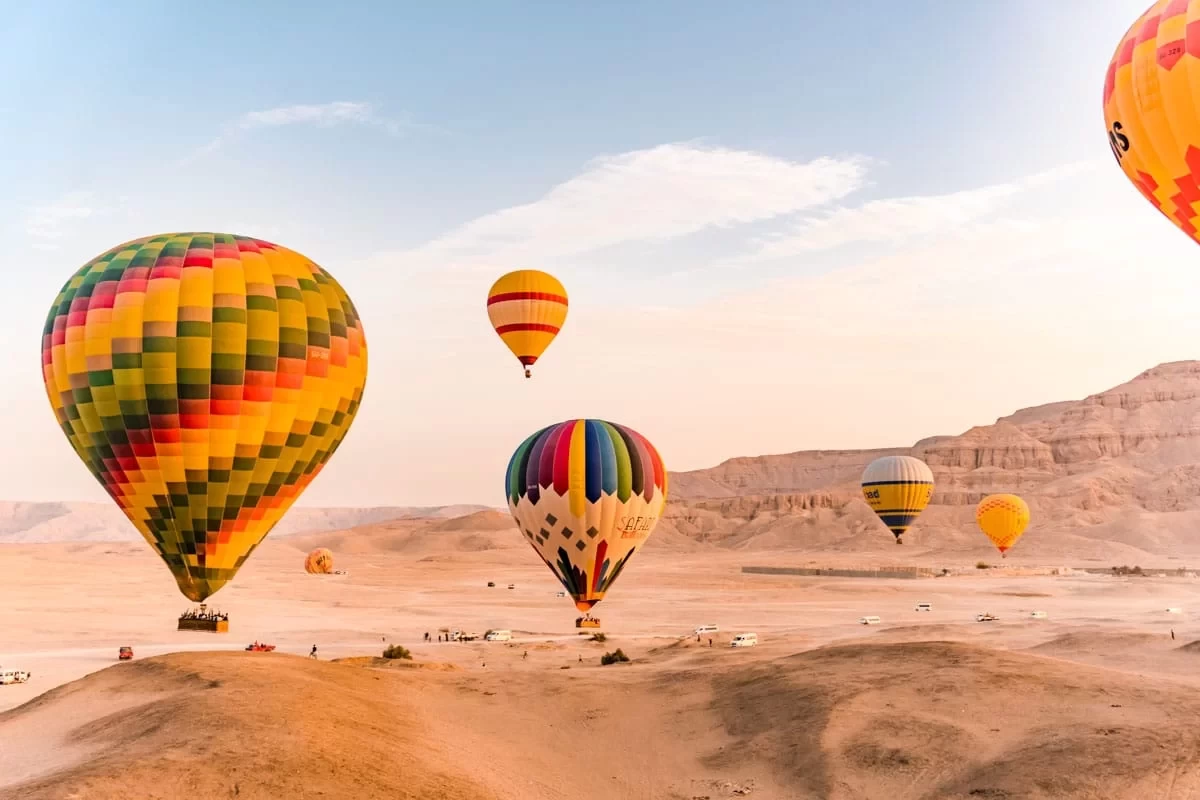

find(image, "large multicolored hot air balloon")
[305,547,334,574]
[506,420,666,620]
[1104,2,1200,246]
[486,270,567,378]
[861,456,934,544]
[976,494,1030,558]
[42,233,368,603]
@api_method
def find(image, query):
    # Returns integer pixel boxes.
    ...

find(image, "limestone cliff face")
[663,362,1200,559]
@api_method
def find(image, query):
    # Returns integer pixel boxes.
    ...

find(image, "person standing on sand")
[1172,629,1176,640]
[310,644,318,659]
[708,638,713,647]
[523,651,528,660]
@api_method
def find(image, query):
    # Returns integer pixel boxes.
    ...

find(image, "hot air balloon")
[486,270,567,378]
[975,494,1030,558]
[1104,2,1200,246]
[505,419,665,627]
[305,547,334,574]
[42,233,368,604]
[861,456,934,544]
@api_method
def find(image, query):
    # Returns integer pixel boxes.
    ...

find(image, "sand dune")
[6,640,1200,799]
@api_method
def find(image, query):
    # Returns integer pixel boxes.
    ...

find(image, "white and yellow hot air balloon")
[976,494,1030,558]
[861,456,934,544]
[486,270,567,378]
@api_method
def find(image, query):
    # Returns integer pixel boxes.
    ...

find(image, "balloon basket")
[177,604,229,633]
[576,617,601,629]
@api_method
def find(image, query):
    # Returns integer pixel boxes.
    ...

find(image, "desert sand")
[5,526,1200,799]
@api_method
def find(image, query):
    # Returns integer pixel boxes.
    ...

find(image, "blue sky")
[3,0,1193,507]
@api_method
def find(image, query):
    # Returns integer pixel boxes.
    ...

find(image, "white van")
[1030,610,1048,619]
[694,624,719,636]
[859,616,882,625]
[914,603,932,612]
[485,629,512,642]
[0,668,31,685]
[730,633,757,648]
[1167,607,1184,614]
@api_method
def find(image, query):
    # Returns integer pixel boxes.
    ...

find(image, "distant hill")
[661,361,1200,563]
[0,502,493,544]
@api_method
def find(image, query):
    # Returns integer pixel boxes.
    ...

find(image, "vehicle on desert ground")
[487,581,496,587]
[507,584,515,589]
[1030,610,1048,619]
[458,632,483,642]
[693,624,719,636]
[245,642,276,652]
[118,646,133,660]
[730,632,758,647]
[555,591,567,597]
[485,630,512,641]
[976,613,999,622]
[915,603,932,612]
[859,615,882,625]
[0,668,31,684]
[1167,607,1183,614]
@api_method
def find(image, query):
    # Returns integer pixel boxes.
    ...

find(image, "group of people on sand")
[179,608,228,621]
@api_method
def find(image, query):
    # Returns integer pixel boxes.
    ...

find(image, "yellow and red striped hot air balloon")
[976,494,1030,558]
[486,270,567,378]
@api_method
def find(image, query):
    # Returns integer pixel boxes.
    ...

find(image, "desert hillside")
[663,361,1200,561]
[4,642,1200,800]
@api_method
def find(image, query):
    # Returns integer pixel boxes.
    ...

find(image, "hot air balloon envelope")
[1104,2,1200,247]
[305,547,334,574]
[976,494,1030,557]
[42,233,368,602]
[861,456,934,544]
[506,420,666,613]
[486,270,567,378]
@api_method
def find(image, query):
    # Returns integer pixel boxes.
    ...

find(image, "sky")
[1,0,1193,509]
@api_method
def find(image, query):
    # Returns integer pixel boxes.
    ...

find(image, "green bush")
[382,644,412,660]
[590,632,607,643]
[600,648,630,666]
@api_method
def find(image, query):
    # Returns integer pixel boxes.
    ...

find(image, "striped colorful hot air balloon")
[861,456,935,544]
[486,270,567,378]
[976,494,1030,558]
[42,233,368,603]
[305,547,334,574]
[505,420,666,620]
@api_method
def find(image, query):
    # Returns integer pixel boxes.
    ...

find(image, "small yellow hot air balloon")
[305,547,334,574]
[1104,2,1200,246]
[486,270,567,378]
[975,494,1030,558]
[861,456,934,544]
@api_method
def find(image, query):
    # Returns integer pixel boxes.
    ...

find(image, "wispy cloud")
[24,191,94,248]
[382,143,871,273]
[747,160,1101,260]
[189,101,434,161]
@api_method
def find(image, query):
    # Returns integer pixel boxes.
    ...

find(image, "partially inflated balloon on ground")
[505,420,666,613]
[305,547,334,574]
[976,494,1030,558]
[1104,2,1200,247]
[42,233,368,602]
[486,270,567,378]
[861,456,934,544]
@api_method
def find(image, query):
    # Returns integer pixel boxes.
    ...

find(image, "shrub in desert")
[590,632,607,643]
[975,561,989,570]
[600,648,630,666]
[382,644,412,660]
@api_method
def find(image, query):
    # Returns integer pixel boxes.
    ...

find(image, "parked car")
[914,603,932,612]
[507,584,515,590]
[1030,611,1048,619]
[485,629,512,641]
[859,616,882,625]
[730,633,758,648]
[487,581,496,587]
[693,624,720,636]
[0,668,31,685]
[118,646,133,660]
[976,613,999,622]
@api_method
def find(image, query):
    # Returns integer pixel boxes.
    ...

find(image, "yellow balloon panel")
[1104,1,1200,245]
[976,494,1030,555]
[42,234,368,602]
